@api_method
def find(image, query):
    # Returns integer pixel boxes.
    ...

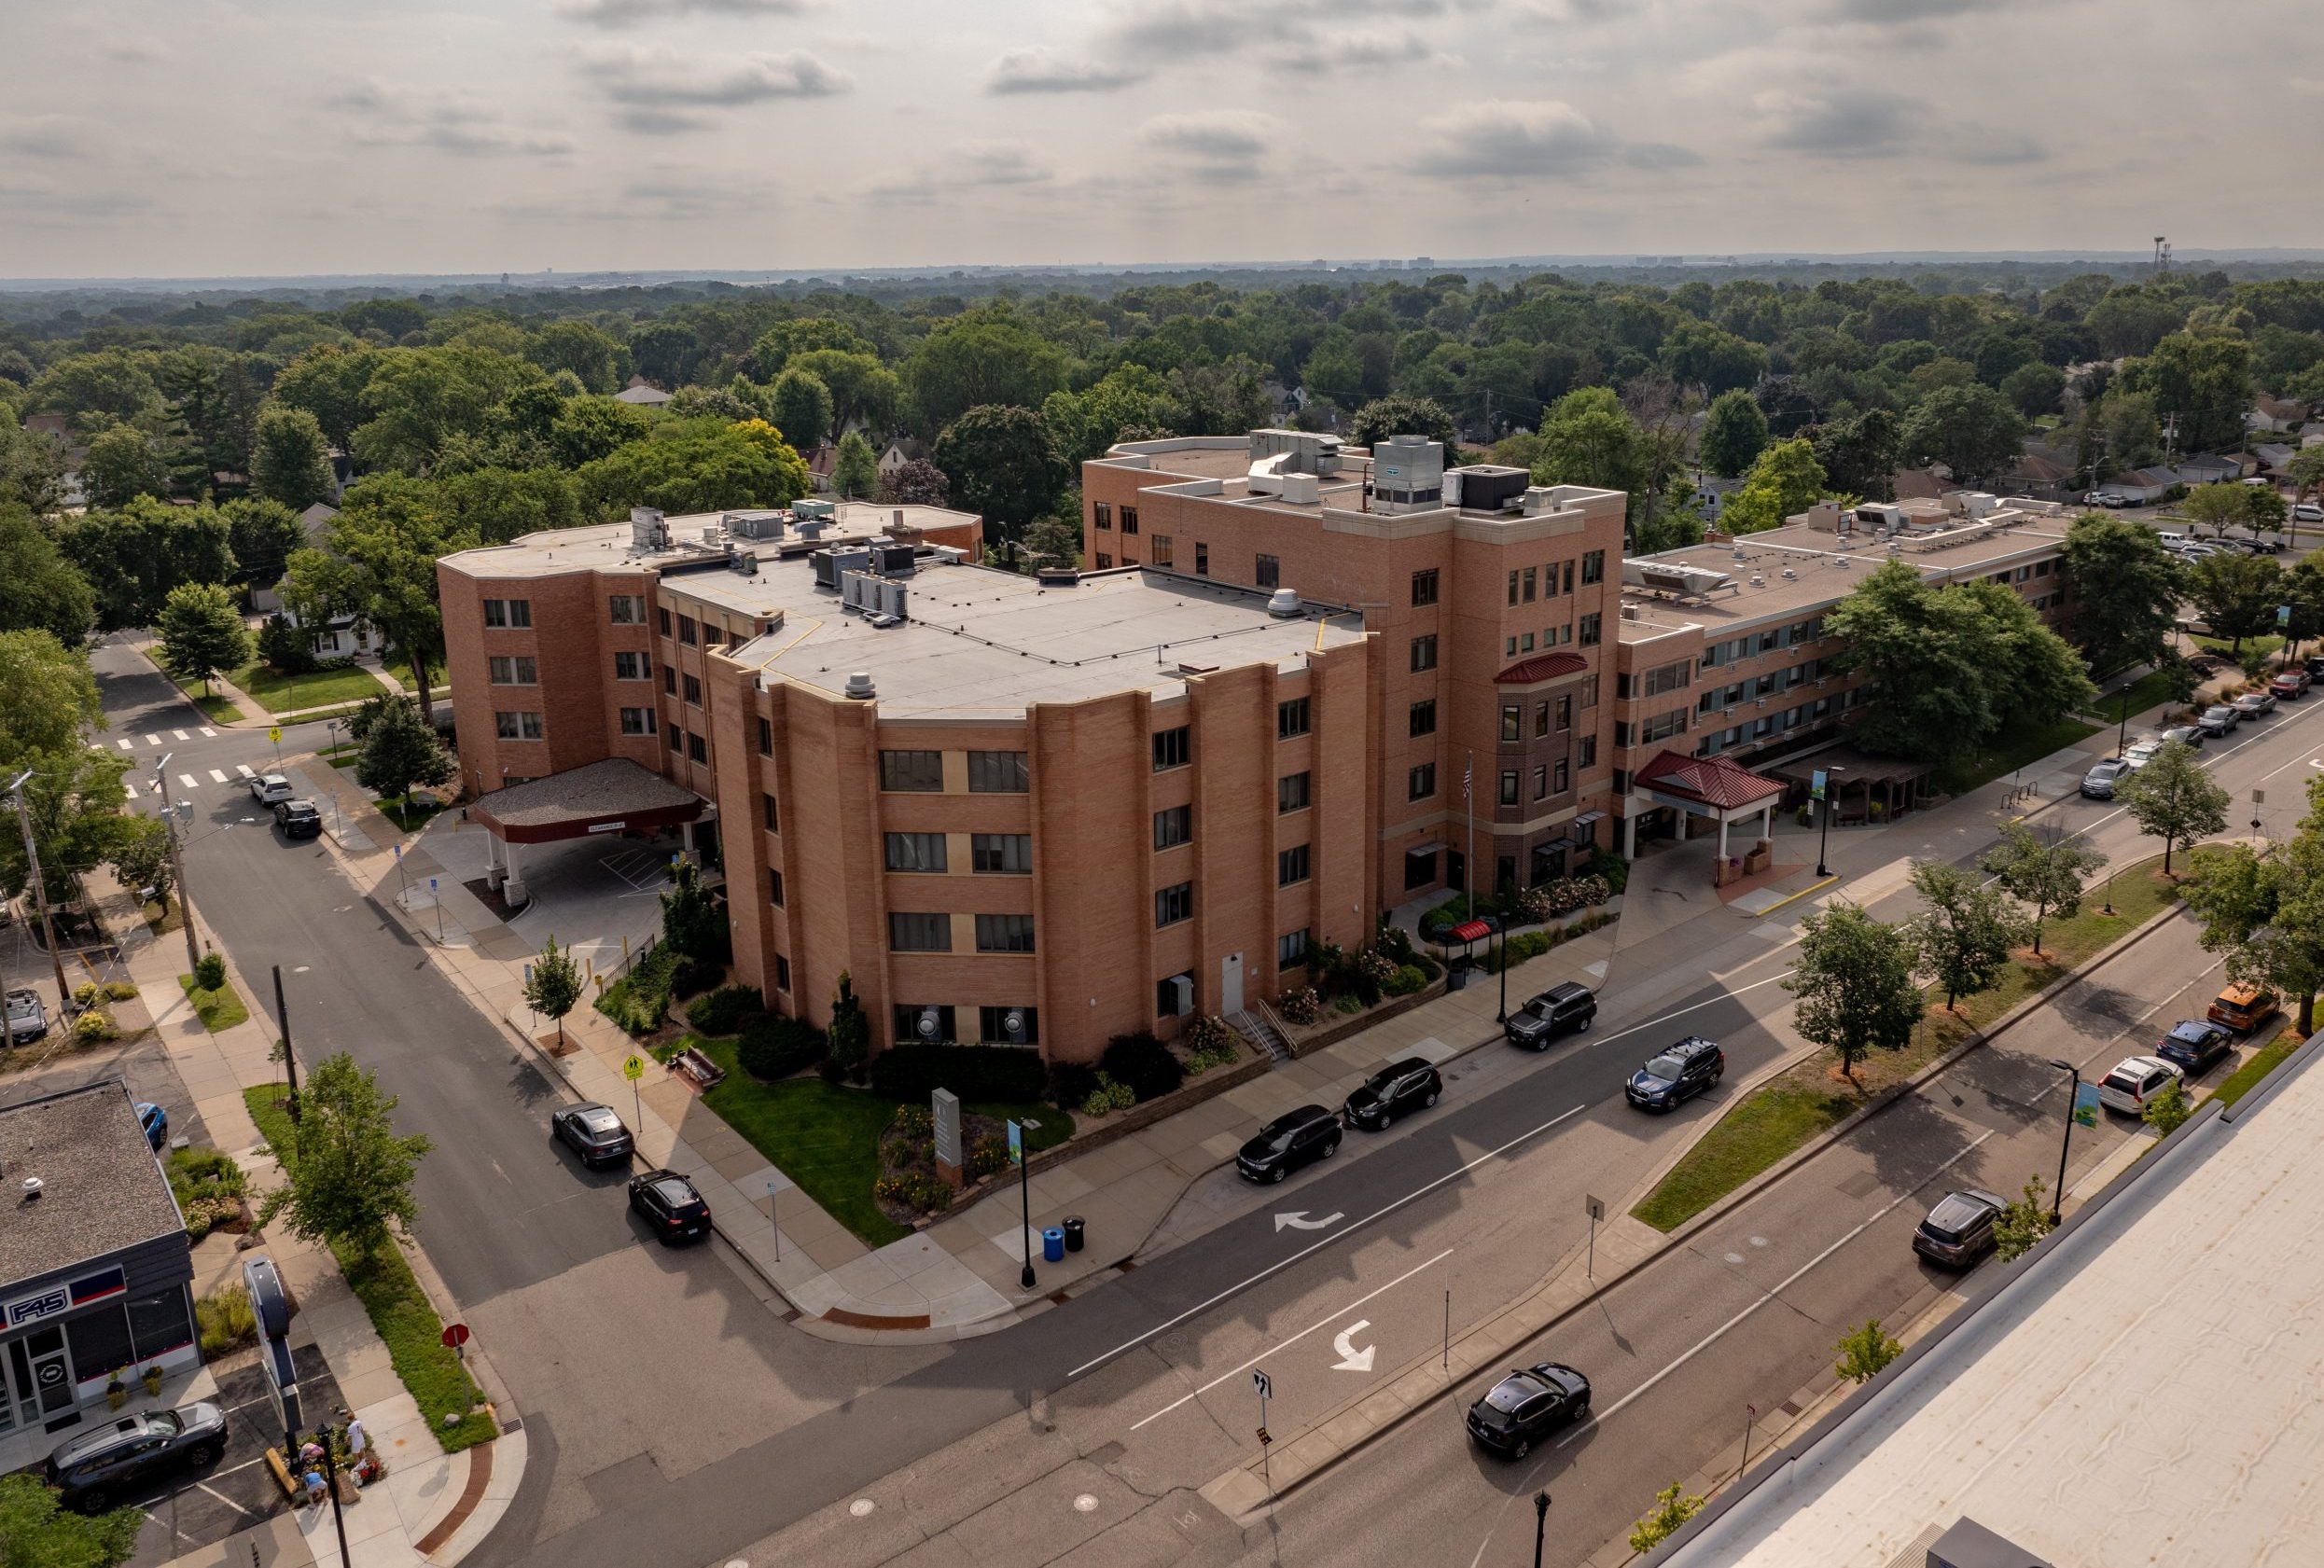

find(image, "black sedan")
[1466,1363,1591,1460]
[1342,1057,1441,1131]
[552,1102,634,1167]
[2155,1019,2234,1077]
[628,1169,712,1243]
[1625,1036,1725,1112]
[272,799,323,840]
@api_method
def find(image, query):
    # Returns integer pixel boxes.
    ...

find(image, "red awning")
[1448,919,1494,943]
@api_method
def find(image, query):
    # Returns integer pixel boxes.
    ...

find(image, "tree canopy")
[1785,901,1925,1079]
[2060,513,2181,676]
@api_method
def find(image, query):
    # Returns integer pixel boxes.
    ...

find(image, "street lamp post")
[1533,1492,1552,1568]
[2047,1058,2080,1225]
[1017,1117,1041,1291]
[2117,683,2133,758]
[1814,767,1846,880]
[1496,916,1509,1023]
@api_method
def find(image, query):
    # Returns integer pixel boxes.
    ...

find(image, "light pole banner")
[2073,1082,2101,1127]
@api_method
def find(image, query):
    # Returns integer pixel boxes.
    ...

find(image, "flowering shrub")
[969,1134,1009,1179]
[1383,964,1428,997]
[1277,987,1323,1025]
[1079,1073,1136,1116]
[892,1103,935,1141]
[873,1173,953,1213]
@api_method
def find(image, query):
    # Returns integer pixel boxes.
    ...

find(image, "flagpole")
[1465,749,1475,910]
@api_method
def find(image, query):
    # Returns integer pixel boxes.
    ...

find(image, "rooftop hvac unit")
[723,509,786,540]
[875,543,916,576]
[629,507,669,551]
[795,519,831,542]
[814,546,872,589]
[880,579,908,621]
[729,550,758,575]
[792,498,836,521]
[1449,465,1530,512]
[1280,472,1320,504]
[843,672,875,701]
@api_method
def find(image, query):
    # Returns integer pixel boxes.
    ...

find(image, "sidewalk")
[90,872,525,1568]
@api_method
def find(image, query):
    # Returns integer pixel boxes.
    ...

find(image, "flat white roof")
[1662,1033,2324,1568]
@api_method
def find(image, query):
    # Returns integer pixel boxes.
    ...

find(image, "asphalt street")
[82,630,2324,1568]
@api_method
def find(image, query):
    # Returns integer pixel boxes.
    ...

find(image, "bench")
[671,1047,726,1091]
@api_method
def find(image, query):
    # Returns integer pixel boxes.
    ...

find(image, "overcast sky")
[3,0,2317,279]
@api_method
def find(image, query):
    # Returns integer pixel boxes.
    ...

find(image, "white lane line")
[179,774,199,790]
[117,737,132,750]
[1128,1248,1455,1432]
[1552,1129,1998,1449]
[193,1480,256,1519]
[235,764,255,778]
[207,769,229,784]
[171,728,188,740]
[144,732,160,745]
[198,726,216,737]
[1067,1104,1585,1381]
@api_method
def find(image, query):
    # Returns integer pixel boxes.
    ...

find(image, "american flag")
[1462,758,1471,800]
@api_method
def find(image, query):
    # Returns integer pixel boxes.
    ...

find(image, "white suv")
[249,773,294,804]
[2097,1055,2184,1116]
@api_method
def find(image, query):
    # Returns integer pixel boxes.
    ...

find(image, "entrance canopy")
[471,759,704,845]
[1633,750,1785,820]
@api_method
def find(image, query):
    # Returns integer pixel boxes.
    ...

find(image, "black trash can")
[1063,1215,1086,1253]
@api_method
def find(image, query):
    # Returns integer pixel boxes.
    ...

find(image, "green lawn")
[1633,852,2189,1233]
[1934,714,2101,796]
[2215,1025,2303,1108]
[677,1034,1073,1247]
[375,795,446,834]
[178,974,249,1032]
[2195,633,2286,666]
[244,1086,495,1453]
[167,678,245,724]
[228,660,385,715]
[2090,667,2188,728]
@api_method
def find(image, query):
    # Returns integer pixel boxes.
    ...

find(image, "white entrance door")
[1220,951,1245,1016]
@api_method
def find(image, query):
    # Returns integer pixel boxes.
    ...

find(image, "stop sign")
[441,1323,470,1350]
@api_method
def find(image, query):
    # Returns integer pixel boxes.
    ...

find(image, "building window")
[1094,502,1113,531]
[609,593,645,624]
[688,732,707,763]
[1412,568,1439,606]
[1644,659,1691,697]
[1578,734,1597,768]
[677,616,699,646]
[656,606,672,636]
[979,1005,1039,1045]
[1403,848,1439,890]
[1152,534,1174,566]
[1277,843,1311,886]
[1278,771,1311,813]
[1579,673,1599,707]
[1409,762,1437,800]
[1095,551,1112,569]
[1411,633,1438,673]
[893,1003,957,1045]
[481,598,531,629]
[487,655,536,686]
[1155,881,1193,927]
[1501,704,1522,742]
[1579,612,1602,647]
[1554,758,1569,792]
[1581,549,1604,585]
[662,666,677,696]
[1120,506,1139,534]
[761,791,778,831]
[668,725,681,753]
[613,651,648,681]
[1153,805,1191,850]
[1508,569,1519,607]
[975,913,1037,953]
[768,868,785,907]
[773,953,790,992]
[1498,770,1520,806]
[973,832,1034,873]
[1194,542,1209,576]
[494,711,544,741]
[1257,554,1280,590]
[1557,695,1573,730]
[1410,700,1437,737]
[1642,707,1689,742]
[757,716,772,755]
[1152,726,1190,771]
[1278,928,1311,967]
[619,707,655,736]
[885,832,947,872]
[1523,565,1538,603]
[682,673,703,706]
[1533,766,1548,800]
[967,750,1030,793]
[881,749,945,792]
[888,912,951,952]
[1277,696,1310,739]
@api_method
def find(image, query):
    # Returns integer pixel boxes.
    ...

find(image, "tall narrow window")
[1411,569,1439,606]
[1277,771,1311,813]
[1276,697,1310,739]
[1277,844,1311,886]
[1153,805,1191,850]
[1152,727,1190,770]
[1256,554,1280,590]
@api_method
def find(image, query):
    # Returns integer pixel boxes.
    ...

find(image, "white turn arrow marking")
[1330,1320,1374,1372]
[1273,1210,1345,1233]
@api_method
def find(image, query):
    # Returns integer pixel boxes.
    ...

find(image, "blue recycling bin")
[1042,1227,1065,1263]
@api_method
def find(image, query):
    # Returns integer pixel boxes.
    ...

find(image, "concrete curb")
[1204,885,2195,1516]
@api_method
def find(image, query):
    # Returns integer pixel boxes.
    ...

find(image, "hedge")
[737,1013,827,1081]
[870,1044,1047,1103]
[686,984,762,1036]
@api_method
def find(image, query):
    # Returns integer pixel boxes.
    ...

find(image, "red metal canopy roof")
[1447,919,1495,943]
[1494,651,1589,685]
[1633,749,1786,812]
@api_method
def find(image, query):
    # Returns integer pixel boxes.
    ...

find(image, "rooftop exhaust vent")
[21,1175,42,1200]
[842,672,875,701]
[1266,588,1302,618]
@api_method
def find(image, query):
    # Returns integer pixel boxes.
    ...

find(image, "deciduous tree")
[0,1469,143,1568]
[327,479,472,718]
[1993,1174,2056,1260]
[0,506,95,645]
[769,367,835,449]
[525,935,583,1048]
[2116,740,2227,872]
[155,582,252,695]
[906,310,1072,432]
[1980,823,2107,957]
[1696,387,1768,478]
[80,423,168,508]
[1784,901,1925,1081]
[1717,437,1826,534]
[2180,792,2324,1034]
[2184,549,2282,654]
[257,1052,432,1263]
[1833,1318,1901,1384]
[2060,513,2181,676]
[572,419,810,521]
[832,431,878,498]
[1628,1483,1705,1555]
[1348,394,1459,453]
[933,405,1068,539]
[1899,382,2025,481]
[249,403,336,510]
[352,693,454,809]
[1906,860,2029,1011]
[878,457,949,506]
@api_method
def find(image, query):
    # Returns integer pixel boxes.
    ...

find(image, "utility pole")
[2162,410,2181,469]
[273,964,301,1121]
[154,754,201,973]
[7,771,75,1013]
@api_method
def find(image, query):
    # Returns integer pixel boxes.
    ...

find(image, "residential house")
[801,444,837,494]
[2249,395,2310,434]
[614,381,672,409]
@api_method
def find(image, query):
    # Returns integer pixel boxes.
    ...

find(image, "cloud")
[985,48,1148,94]
[1624,141,1704,169]
[1139,110,1281,160]
[1827,0,2016,21]
[555,0,813,26]
[1101,0,1479,61]
[1754,88,2043,164]
[578,45,851,131]
[1267,31,1445,76]
[0,116,94,160]
[1408,99,1617,178]
[866,142,1055,204]
[336,83,578,158]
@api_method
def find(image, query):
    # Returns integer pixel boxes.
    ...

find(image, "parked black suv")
[628,1169,712,1243]
[552,1102,635,1167]
[1625,1037,1725,1112]
[1343,1057,1441,1131]
[1236,1103,1341,1182]
[1504,982,1597,1050]
[1465,1363,1591,1460]
[272,799,323,840]
[46,1404,228,1512]
[1912,1188,2007,1269]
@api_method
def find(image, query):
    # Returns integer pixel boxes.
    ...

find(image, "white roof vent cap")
[1266,588,1302,618]
[842,672,876,701]
[21,1176,42,1200]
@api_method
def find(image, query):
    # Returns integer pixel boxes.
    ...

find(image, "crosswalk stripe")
[123,780,137,798]
[144,733,160,745]
[198,727,216,738]
[179,774,198,790]
[117,738,132,751]
[172,729,188,741]
[235,764,255,778]
[207,770,229,784]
